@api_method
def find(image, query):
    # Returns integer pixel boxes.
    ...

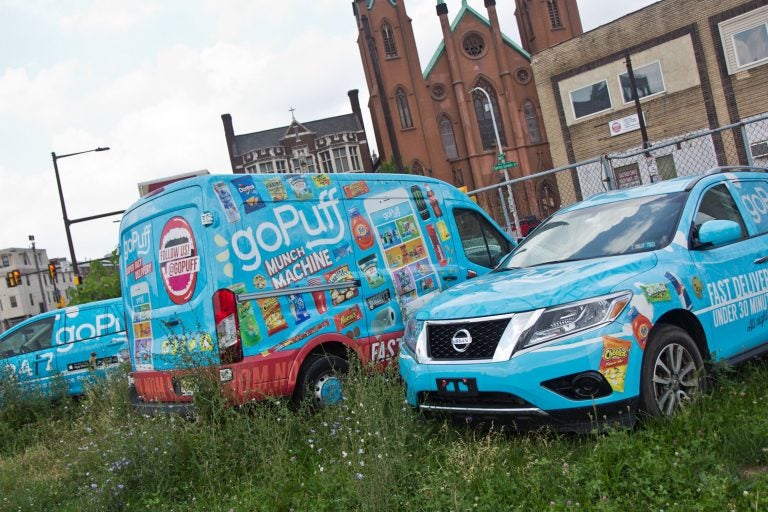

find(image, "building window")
[259,161,274,173]
[245,165,258,174]
[539,181,558,217]
[275,160,287,173]
[292,155,316,173]
[0,298,3,311]
[382,21,397,58]
[395,88,413,129]
[472,80,507,151]
[333,148,351,172]
[1,255,8,267]
[547,0,562,29]
[656,154,678,181]
[29,293,34,306]
[569,80,612,119]
[411,161,425,176]
[524,100,542,144]
[10,296,17,308]
[619,61,666,103]
[26,275,30,286]
[23,253,29,265]
[348,146,362,171]
[734,24,768,68]
[462,33,486,58]
[319,151,333,172]
[439,116,459,159]
[431,83,447,101]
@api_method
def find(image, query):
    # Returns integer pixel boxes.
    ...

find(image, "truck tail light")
[213,289,243,364]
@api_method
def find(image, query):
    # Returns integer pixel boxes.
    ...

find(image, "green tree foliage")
[66,251,121,305]
[377,158,411,174]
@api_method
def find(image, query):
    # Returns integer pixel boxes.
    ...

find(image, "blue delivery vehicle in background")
[119,173,512,412]
[401,168,768,432]
[0,298,129,399]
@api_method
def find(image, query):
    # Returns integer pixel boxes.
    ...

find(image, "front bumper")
[399,331,641,432]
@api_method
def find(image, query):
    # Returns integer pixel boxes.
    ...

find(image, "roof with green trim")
[423,1,531,80]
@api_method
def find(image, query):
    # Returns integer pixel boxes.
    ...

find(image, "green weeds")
[0,360,766,511]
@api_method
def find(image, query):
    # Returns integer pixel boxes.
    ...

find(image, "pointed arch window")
[396,88,413,129]
[439,116,458,160]
[548,0,562,29]
[539,180,559,217]
[524,100,542,144]
[411,160,425,176]
[472,80,506,151]
[382,22,398,58]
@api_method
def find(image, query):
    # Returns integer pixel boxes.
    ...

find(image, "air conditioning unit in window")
[750,141,768,158]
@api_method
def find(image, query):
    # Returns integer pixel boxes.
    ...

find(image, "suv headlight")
[520,292,631,350]
[402,316,425,354]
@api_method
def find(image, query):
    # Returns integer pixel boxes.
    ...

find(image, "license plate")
[436,377,478,397]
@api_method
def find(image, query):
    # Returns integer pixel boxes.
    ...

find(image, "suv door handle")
[755,256,768,265]
[163,319,180,327]
[443,275,458,282]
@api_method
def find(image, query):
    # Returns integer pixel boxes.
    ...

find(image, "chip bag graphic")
[599,335,631,392]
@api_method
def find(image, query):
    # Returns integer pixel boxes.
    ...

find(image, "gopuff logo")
[231,188,345,272]
[451,329,473,353]
[123,225,152,263]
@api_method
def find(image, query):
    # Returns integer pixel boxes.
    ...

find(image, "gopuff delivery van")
[0,298,128,399]
[119,173,512,412]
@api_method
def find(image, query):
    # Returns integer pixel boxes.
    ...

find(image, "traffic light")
[6,270,20,287]
[48,263,57,280]
[74,275,83,286]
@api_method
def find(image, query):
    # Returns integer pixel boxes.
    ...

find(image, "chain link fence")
[470,114,768,237]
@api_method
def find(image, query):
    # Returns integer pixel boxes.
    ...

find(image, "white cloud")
[58,1,160,33]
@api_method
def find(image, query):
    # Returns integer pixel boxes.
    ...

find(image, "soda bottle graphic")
[665,272,692,310]
[411,185,431,220]
[425,184,443,218]
[307,277,328,314]
[349,207,374,250]
[426,224,447,266]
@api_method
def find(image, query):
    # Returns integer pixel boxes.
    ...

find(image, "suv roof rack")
[684,166,768,191]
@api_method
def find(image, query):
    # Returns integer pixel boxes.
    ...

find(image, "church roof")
[423,2,531,80]
[232,114,363,156]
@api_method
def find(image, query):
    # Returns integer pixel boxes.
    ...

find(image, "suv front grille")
[427,318,510,360]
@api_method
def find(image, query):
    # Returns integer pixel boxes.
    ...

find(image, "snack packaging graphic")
[599,336,631,392]
[232,176,266,214]
[312,174,331,188]
[640,282,671,303]
[358,254,385,288]
[229,283,262,347]
[628,307,651,350]
[213,181,241,223]
[264,178,288,201]
[665,272,693,310]
[425,224,448,266]
[365,288,392,310]
[343,181,370,199]
[436,219,451,241]
[257,297,288,336]
[334,304,363,330]
[288,175,313,200]
[288,294,311,324]
[325,265,359,306]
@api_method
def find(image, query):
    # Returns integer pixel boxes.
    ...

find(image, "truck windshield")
[501,192,687,269]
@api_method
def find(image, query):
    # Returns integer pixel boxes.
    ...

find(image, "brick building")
[532,0,768,189]
[222,90,374,175]
[352,0,582,218]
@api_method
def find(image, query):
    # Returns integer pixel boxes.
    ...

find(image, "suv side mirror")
[698,220,742,247]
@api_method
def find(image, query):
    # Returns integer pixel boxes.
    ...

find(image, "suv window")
[693,184,747,243]
[0,317,55,358]
[454,209,512,268]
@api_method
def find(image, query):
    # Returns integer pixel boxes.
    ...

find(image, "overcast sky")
[0,0,657,263]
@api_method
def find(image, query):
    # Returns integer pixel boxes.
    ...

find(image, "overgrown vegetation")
[0,361,766,511]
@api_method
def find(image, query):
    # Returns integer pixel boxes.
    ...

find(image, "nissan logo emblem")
[451,329,473,353]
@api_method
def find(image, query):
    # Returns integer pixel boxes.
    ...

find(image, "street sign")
[493,161,518,171]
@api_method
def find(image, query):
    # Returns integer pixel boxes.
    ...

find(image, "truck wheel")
[294,354,348,408]
[639,324,706,418]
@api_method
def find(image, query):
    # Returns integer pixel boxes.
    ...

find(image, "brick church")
[352,0,582,219]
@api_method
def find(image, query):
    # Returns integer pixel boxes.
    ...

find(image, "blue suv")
[400,168,768,432]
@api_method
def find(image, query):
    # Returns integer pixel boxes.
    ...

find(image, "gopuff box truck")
[119,173,512,412]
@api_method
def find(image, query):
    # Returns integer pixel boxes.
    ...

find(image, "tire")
[639,324,707,418]
[293,354,348,409]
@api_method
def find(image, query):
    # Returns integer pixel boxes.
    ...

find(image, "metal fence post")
[601,156,616,191]
[497,188,512,234]
[741,123,754,167]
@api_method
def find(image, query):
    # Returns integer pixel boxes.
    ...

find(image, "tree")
[66,251,121,306]
[377,158,411,174]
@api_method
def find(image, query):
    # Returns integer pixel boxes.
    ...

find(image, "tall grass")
[0,360,766,511]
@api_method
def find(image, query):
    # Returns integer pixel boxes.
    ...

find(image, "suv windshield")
[502,192,687,269]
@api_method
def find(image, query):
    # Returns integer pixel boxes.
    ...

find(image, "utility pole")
[29,235,47,314]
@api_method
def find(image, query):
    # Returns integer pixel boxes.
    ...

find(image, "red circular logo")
[159,216,199,305]
[611,122,622,133]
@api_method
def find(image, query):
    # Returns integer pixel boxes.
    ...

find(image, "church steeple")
[514,0,583,55]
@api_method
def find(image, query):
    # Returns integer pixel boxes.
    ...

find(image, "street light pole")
[469,87,521,237]
[29,235,47,314]
[51,147,110,284]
